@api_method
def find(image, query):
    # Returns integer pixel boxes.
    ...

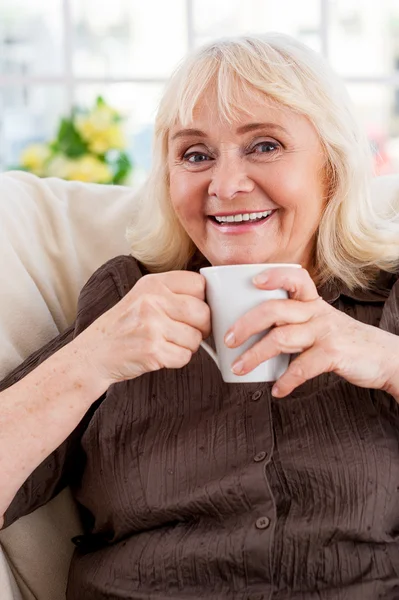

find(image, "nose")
[208,153,255,202]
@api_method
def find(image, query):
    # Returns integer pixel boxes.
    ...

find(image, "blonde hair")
[127,34,399,289]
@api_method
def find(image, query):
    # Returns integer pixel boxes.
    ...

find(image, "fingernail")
[231,359,244,374]
[271,385,280,397]
[225,331,235,347]
[253,273,269,285]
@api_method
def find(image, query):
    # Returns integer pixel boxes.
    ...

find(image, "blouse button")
[254,451,267,462]
[251,390,262,401]
[255,516,270,530]
[72,535,84,547]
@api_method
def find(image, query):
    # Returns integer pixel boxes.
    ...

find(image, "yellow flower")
[75,106,126,154]
[67,156,113,183]
[88,126,126,154]
[68,155,113,183]
[47,154,113,183]
[20,144,50,176]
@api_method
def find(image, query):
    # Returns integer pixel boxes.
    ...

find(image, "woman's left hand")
[225,266,399,398]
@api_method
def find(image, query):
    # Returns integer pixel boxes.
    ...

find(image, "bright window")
[1,0,399,177]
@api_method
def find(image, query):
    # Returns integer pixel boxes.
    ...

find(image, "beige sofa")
[0,171,137,600]
[0,170,398,600]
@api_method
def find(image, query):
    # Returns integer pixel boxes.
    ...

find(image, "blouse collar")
[318,270,396,305]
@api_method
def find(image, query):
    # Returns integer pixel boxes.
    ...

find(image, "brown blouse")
[3,255,399,600]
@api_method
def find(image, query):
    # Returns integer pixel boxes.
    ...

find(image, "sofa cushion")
[0,171,137,600]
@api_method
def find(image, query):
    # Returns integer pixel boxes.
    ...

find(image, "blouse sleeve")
[1,256,127,528]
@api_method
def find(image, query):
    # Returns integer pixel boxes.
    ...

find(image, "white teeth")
[214,210,273,224]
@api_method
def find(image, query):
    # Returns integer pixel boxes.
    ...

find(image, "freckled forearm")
[0,341,109,519]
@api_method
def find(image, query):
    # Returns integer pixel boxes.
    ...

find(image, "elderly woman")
[1,33,399,600]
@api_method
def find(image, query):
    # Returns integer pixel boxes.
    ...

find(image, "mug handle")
[200,341,220,369]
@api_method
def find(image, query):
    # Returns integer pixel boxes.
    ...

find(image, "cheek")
[169,173,188,215]
[169,174,203,233]
[170,172,205,220]
[268,162,325,215]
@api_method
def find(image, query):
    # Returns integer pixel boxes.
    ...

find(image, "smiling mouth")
[209,209,275,225]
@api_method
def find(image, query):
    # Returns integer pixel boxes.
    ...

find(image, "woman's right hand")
[74,271,211,385]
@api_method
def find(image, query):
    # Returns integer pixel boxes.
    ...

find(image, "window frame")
[1,0,399,170]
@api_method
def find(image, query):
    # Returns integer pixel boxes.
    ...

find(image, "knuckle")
[293,267,309,286]
[261,299,278,316]
[199,301,211,324]
[285,272,299,288]
[179,295,192,313]
[182,271,205,295]
[288,360,307,381]
[137,295,158,318]
[138,314,162,341]
[261,299,288,325]
[192,328,203,347]
[140,274,167,295]
[135,273,154,290]
[175,297,191,320]
[246,346,263,368]
[142,340,161,364]
[270,326,288,347]
[178,348,192,365]
[196,274,206,296]
[183,327,202,351]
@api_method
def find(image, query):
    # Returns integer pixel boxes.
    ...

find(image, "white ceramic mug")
[199,263,301,383]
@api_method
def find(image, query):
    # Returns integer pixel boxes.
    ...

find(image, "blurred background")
[1,0,399,186]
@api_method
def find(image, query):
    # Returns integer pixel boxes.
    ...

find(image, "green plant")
[17,96,133,184]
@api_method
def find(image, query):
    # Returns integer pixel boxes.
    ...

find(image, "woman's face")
[168,92,328,270]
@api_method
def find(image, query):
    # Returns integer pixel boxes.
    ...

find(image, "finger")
[271,345,334,398]
[151,271,206,299]
[157,342,193,370]
[163,318,204,352]
[231,322,318,375]
[226,298,319,348]
[253,266,320,302]
[165,295,211,338]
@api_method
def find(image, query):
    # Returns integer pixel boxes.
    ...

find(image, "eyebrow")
[170,122,289,141]
[170,128,207,141]
[236,122,289,135]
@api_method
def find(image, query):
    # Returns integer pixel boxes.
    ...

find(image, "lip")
[207,209,277,234]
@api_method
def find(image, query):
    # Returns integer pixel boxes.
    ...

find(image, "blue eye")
[184,152,210,163]
[253,141,280,153]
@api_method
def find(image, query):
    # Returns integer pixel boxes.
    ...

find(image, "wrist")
[56,339,113,402]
